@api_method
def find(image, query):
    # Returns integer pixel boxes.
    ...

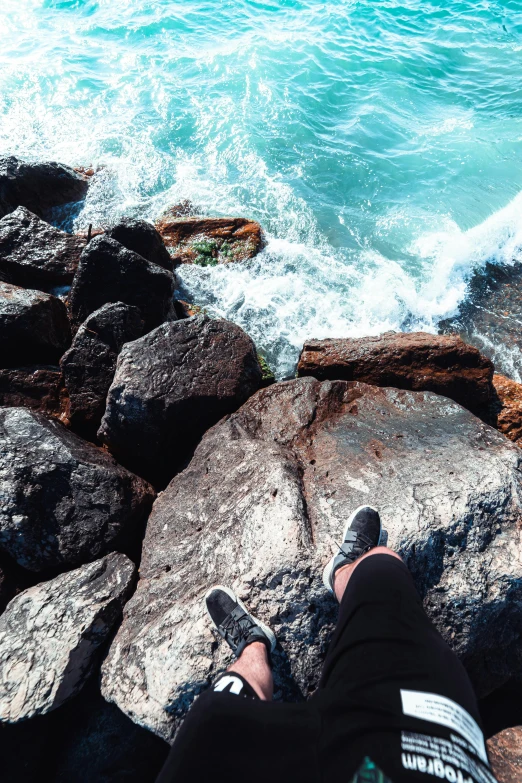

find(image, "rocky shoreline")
[0,155,521,781]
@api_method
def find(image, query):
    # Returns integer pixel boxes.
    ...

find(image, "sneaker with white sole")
[323,505,383,595]
[205,585,277,658]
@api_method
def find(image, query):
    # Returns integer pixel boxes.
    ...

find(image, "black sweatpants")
[156,554,498,783]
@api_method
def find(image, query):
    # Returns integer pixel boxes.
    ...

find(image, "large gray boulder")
[0,552,135,723]
[68,236,176,332]
[0,408,155,571]
[0,281,71,366]
[98,315,263,484]
[0,156,89,221]
[0,207,85,289]
[101,378,522,742]
[61,302,143,440]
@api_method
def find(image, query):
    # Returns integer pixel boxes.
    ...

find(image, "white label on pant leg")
[401,690,487,764]
[213,675,244,695]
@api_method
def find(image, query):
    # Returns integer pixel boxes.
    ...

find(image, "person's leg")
[314,507,496,781]
[332,545,403,603]
[156,587,319,783]
[226,640,273,700]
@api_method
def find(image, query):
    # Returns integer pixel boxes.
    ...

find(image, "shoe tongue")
[208,589,237,626]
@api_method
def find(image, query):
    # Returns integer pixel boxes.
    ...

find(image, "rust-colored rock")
[491,374,522,446]
[488,727,522,783]
[173,300,204,319]
[155,215,264,266]
[297,332,494,416]
[0,366,63,417]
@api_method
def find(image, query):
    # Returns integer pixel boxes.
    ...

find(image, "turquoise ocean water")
[1,0,522,377]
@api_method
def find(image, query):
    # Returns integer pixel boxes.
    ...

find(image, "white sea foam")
[1,0,522,378]
[173,188,522,378]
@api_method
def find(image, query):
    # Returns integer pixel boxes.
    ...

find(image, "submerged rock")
[439,261,522,381]
[0,407,154,571]
[0,207,85,289]
[155,215,264,266]
[0,156,89,221]
[0,553,135,723]
[0,366,63,417]
[61,302,143,440]
[297,332,494,416]
[98,315,263,484]
[106,218,173,271]
[68,236,175,332]
[0,281,71,366]
[101,378,522,741]
[488,727,522,783]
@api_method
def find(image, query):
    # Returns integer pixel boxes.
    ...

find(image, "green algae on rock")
[155,215,265,266]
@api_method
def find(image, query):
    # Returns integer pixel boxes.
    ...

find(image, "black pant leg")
[156,689,320,783]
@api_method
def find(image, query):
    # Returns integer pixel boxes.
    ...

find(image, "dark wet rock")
[0,207,85,289]
[61,302,143,440]
[0,281,71,366]
[101,378,522,741]
[0,407,155,571]
[297,331,494,416]
[0,566,8,615]
[0,678,169,783]
[0,552,30,617]
[98,315,263,485]
[0,156,89,221]
[106,218,173,271]
[488,727,522,783]
[68,236,176,332]
[155,215,265,266]
[0,553,135,722]
[439,261,522,381]
[0,366,63,417]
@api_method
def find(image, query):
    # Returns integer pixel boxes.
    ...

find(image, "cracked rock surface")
[0,552,135,723]
[0,407,155,571]
[101,377,522,742]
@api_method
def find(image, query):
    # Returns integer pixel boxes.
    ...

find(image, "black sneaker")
[205,586,276,658]
[323,505,383,595]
